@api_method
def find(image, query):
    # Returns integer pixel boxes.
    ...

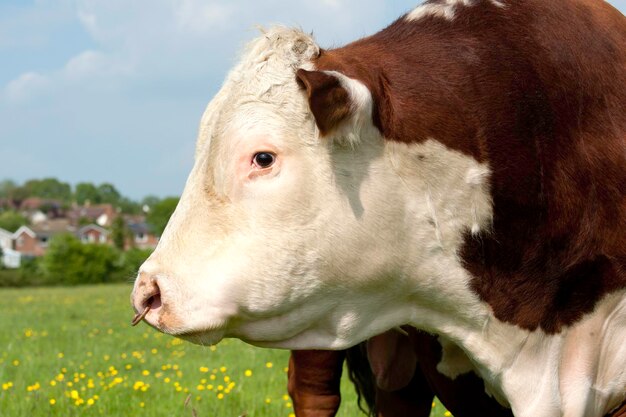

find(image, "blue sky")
[1,0,625,200]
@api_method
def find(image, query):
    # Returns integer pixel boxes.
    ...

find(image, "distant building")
[67,204,116,227]
[0,227,20,268]
[127,222,159,250]
[77,224,110,245]
[13,219,74,257]
[0,198,18,210]
[19,198,64,220]
[0,227,12,252]
[0,203,160,269]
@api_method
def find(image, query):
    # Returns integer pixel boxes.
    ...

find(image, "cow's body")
[131,1,626,416]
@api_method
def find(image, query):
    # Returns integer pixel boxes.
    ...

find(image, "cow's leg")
[288,350,346,417]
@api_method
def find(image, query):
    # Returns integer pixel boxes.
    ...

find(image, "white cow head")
[131,27,492,351]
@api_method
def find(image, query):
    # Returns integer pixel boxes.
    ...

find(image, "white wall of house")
[2,248,21,269]
[0,228,19,268]
[0,228,12,251]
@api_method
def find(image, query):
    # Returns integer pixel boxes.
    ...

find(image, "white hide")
[133,27,626,417]
[406,0,506,21]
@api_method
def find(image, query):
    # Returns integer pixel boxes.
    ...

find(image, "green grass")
[0,284,450,416]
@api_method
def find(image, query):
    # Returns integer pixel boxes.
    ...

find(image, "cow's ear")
[296,69,354,136]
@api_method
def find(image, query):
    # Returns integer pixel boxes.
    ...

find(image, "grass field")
[0,284,451,416]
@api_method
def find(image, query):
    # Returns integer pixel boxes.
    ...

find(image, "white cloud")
[63,50,132,80]
[4,0,393,103]
[320,0,342,8]
[4,71,49,102]
[174,1,237,34]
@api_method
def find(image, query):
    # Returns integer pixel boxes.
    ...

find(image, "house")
[19,198,64,220]
[0,198,18,210]
[13,219,74,257]
[126,222,159,250]
[67,204,116,227]
[0,227,20,269]
[0,227,12,252]
[77,224,110,245]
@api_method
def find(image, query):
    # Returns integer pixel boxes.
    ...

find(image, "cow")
[288,329,514,417]
[131,1,626,416]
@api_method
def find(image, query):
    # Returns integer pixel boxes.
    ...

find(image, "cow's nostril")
[131,292,161,327]
[132,274,162,326]
[149,292,162,310]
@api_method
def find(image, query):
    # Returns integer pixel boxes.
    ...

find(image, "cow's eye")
[253,152,276,168]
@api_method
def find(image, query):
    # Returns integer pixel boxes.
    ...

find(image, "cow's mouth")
[131,292,161,326]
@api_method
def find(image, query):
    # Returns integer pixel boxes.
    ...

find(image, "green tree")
[97,183,121,205]
[111,215,127,250]
[146,197,179,236]
[23,178,72,201]
[141,195,160,210]
[74,182,101,205]
[0,179,17,199]
[0,211,28,232]
[116,197,140,215]
[41,234,120,285]
[116,248,153,281]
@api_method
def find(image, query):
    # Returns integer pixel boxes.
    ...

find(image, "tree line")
[0,178,179,236]
[1,178,145,214]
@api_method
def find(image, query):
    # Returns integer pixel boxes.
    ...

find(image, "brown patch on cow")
[296,69,353,136]
[309,0,626,332]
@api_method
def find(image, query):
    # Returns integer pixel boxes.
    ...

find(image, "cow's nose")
[131,271,162,326]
